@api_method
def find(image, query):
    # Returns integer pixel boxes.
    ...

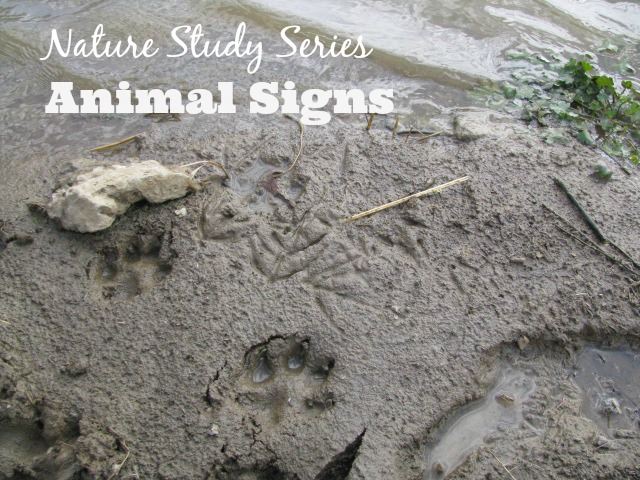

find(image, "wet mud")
[1,114,640,479]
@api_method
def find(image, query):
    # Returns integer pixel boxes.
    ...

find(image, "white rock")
[174,207,187,217]
[47,160,195,232]
[517,336,530,350]
[453,110,517,141]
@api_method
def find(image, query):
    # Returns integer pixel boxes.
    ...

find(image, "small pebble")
[433,461,447,475]
[517,336,530,350]
[593,435,614,449]
[174,207,187,217]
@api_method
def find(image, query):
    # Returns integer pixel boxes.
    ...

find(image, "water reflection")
[1,0,639,157]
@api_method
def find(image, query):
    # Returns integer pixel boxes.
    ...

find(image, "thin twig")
[404,127,413,144]
[343,176,468,223]
[549,182,640,270]
[180,160,229,179]
[366,113,376,131]
[273,114,304,178]
[392,116,400,136]
[107,440,130,480]
[553,177,607,243]
[488,450,517,480]
[549,397,566,413]
[385,126,438,136]
[543,204,639,277]
[90,133,143,152]
[0,319,9,325]
[416,130,444,142]
[609,241,640,271]
[556,225,639,278]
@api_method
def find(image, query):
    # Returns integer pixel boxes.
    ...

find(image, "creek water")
[1,0,639,158]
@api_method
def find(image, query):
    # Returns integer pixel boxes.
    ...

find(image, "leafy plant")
[594,163,613,181]
[478,48,640,169]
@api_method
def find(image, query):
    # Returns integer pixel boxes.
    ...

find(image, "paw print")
[236,335,336,424]
[90,231,174,300]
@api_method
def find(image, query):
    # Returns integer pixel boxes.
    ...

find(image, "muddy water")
[574,346,640,436]
[1,0,639,159]
[424,369,535,479]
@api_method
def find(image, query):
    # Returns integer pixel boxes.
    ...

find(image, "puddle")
[0,421,49,465]
[252,355,274,384]
[573,346,640,436]
[227,157,303,213]
[424,369,535,480]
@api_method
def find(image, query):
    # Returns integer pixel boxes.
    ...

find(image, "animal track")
[249,211,370,296]
[90,230,174,300]
[236,335,336,424]
[0,362,81,479]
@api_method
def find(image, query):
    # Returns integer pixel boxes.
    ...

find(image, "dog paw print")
[90,231,174,300]
[236,335,336,424]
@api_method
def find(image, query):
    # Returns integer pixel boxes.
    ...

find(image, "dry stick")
[90,133,143,152]
[553,177,607,243]
[543,204,639,277]
[416,130,444,142]
[273,114,304,178]
[180,160,229,179]
[488,450,517,480]
[556,224,639,278]
[404,127,413,144]
[343,176,468,223]
[366,113,376,131]
[612,242,640,271]
[107,440,130,480]
[385,125,439,136]
[553,178,640,270]
[392,116,400,136]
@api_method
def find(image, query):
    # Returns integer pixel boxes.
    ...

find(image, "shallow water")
[423,369,535,479]
[573,346,640,436]
[1,0,639,157]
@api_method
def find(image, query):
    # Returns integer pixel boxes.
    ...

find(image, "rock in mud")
[517,336,530,350]
[453,110,517,140]
[47,160,195,233]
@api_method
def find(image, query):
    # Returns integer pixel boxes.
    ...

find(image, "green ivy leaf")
[502,84,517,99]
[580,60,594,72]
[576,129,595,145]
[594,164,613,181]
[595,76,614,88]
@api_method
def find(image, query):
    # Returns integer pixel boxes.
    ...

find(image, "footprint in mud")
[0,370,81,480]
[424,370,535,480]
[572,346,640,436]
[236,335,336,424]
[249,210,370,297]
[90,230,174,300]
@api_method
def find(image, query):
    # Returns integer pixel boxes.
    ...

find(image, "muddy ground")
[1,112,640,479]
